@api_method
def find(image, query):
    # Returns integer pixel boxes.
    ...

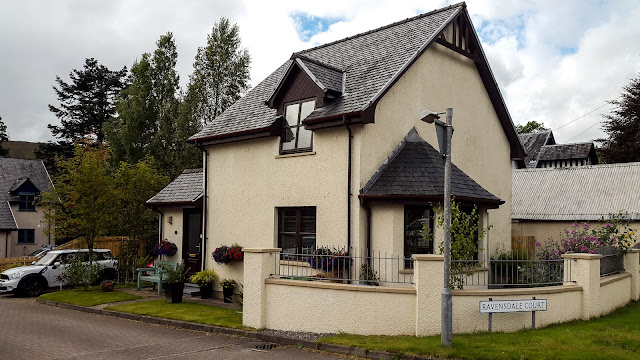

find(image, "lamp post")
[420,107,453,346]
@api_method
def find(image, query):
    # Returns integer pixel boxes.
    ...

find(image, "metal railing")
[450,257,566,289]
[598,246,624,277]
[273,247,414,285]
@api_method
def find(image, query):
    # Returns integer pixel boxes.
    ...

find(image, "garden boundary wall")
[243,248,640,336]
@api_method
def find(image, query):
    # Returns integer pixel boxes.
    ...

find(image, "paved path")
[0,294,349,360]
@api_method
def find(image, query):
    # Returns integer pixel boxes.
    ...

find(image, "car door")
[45,254,70,287]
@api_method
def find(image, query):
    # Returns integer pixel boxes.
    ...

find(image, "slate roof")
[537,143,597,163]
[298,58,344,94]
[512,163,640,221]
[0,158,53,230]
[518,131,555,168]
[147,168,203,205]
[360,128,502,206]
[189,3,457,138]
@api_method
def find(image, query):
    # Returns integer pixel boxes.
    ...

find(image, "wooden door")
[182,209,202,276]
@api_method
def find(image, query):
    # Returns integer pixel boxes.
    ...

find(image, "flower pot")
[100,282,114,292]
[164,282,185,303]
[222,286,235,303]
[199,283,213,299]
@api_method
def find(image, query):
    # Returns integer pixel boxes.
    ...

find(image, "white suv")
[0,249,118,297]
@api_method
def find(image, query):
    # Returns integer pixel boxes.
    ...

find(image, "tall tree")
[0,115,9,156]
[106,33,201,178]
[187,17,251,124]
[41,146,118,261]
[515,121,549,134]
[37,58,127,174]
[598,74,640,163]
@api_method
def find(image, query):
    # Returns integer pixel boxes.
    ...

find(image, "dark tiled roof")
[299,58,343,94]
[537,143,597,162]
[189,4,461,142]
[0,158,52,230]
[518,131,554,168]
[147,168,203,205]
[361,128,501,205]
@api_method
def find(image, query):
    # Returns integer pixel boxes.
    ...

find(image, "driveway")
[0,295,350,360]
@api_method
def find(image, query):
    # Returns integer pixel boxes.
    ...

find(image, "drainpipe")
[364,203,372,258]
[343,116,352,250]
[196,142,209,271]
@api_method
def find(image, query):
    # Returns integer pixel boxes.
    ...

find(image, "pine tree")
[187,17,251,124]
[0,115,9,156]
[598,74,640,163]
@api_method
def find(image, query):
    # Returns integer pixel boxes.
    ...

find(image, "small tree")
[423,200,490,289]
[0,114,9,156]
[41,146,118,262]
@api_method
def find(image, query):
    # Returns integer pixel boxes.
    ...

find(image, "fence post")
[413,254,444,336]
[561,253,602,320]
[624,249,640,301]
[242,248,280,329]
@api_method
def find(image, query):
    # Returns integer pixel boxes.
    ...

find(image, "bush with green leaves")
[158,262,189,284]
[56,260,101,290]
[422,200,490,289]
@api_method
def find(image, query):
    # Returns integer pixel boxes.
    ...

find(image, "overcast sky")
[1,0,639,144]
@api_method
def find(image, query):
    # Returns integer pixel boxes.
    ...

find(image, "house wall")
[356,42,513,253]
[158,206,184,263]
[204,127,350,290]
[8,203,51,257]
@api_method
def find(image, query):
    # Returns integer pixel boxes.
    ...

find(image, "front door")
[183,209,203,277]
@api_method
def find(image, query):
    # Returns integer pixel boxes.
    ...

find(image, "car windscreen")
[34,252,58,266]
[27,249,45,257]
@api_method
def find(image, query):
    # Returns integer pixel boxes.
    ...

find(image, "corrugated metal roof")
[512,163,640,221]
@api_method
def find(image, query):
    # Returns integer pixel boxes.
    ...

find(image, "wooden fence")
[56,236,145,258]
[0,256,39,273]
[511,236,536,258]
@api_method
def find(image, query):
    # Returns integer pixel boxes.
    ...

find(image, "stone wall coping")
[243,248,282,253]
[561,253,603,260]
[600,272,632,287]
[629,249,640,253]
[451,284,583,296]
[412,254,444,261]
[266,277,416,294]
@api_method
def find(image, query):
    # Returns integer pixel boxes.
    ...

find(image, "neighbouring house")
[512,162,640,244]
[518,130,598,169]
[146,168,203,275]
[185,2,525,288]
[0,158,54,258]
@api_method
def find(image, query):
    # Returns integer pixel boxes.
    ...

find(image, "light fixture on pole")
[420,107,453,347]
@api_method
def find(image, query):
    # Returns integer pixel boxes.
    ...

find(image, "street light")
[420,107,453,347]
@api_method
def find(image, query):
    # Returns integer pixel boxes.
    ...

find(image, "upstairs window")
[281,100,315,153]
[19,193,36,211]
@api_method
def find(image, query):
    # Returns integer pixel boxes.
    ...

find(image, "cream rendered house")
[187,3,525,286]
[0,158,54,258]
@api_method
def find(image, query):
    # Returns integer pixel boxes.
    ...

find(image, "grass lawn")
[39,286,142,307]
[106,300,250,330]
[320,301,640,360]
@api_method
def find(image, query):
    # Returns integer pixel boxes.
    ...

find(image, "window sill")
[399,269,414,274]
[276,151,316,159]
[18,209,37,212]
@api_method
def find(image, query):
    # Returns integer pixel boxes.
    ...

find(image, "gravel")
[261,329,334,341]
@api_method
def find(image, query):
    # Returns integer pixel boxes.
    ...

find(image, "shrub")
[189,270,217,286]
[56,260,100,289]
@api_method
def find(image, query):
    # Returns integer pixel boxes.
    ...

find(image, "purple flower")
[604,223,612,228]
[583,223,590,229]
[536,242,541,247]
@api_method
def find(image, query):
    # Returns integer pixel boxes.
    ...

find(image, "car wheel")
[20,277,44,297]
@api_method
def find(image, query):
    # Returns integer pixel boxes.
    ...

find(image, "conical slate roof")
[360,128,502,206]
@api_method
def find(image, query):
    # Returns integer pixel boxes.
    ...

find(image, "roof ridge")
[293,2,466,56]
[542,142,593,147]
[513,162,640,173]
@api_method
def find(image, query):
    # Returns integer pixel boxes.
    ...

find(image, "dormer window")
[19,192,36,211]
[281,99,315,153]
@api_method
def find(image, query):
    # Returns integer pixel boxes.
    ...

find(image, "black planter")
[164,282,185,303]
[222,286,235,303]
[199,283,213,299]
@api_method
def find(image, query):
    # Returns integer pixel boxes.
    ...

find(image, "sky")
[1,0,639,145]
